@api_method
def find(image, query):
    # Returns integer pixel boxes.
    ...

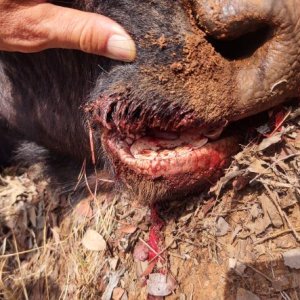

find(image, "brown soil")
[140,27,237,126]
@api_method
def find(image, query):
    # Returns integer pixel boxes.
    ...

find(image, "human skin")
[0,0,136,61]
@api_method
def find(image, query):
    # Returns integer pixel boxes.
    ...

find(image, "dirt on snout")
[0,104,299,299]
[140,28,237,125]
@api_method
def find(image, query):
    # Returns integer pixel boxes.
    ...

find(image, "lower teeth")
[129,135,208,160]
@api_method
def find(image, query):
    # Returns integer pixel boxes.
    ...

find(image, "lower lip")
[103,132,239,179]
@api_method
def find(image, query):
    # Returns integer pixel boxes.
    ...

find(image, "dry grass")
[0,104,300,299]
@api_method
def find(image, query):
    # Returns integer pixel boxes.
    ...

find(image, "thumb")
[39,3,136,61]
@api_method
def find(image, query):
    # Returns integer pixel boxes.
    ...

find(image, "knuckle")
[77,19,107,54]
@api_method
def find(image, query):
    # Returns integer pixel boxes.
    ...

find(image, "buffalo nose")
[190,0,277,59]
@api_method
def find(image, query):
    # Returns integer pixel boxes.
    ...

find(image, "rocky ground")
[0,104,299,300]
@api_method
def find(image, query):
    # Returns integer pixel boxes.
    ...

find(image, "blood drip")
[148,205,165,262]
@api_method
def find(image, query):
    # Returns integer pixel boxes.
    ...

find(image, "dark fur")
[0,0,192,200]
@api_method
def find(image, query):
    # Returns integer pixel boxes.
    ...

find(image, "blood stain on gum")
[104,125,238,178]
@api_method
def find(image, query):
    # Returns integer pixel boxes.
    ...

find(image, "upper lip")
[86,93,226,137]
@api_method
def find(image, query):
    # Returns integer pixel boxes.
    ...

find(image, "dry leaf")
[247,215,270,235]
[119,224,137,234]
[201,198,216,216]
[279,191,298,209]
[260,195,283,228]
[250,204,260,219]
[112,287,125,300]
[75,199,93,218]
[231,225,242,243]
[283,248,300,269]
[209,169,244,195]
[136,260,149,278]
[248,159,268,174]
[82,229,106,251]
[180,212,193,223]
[258,134,282,151]
[232,175,249,191]
[109,257,119,271]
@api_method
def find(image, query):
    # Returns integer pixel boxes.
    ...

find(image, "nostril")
[205,25,273,60]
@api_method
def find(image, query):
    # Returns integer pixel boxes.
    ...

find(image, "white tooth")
[192,138,208,149]
[175,146,193,156]
[204,128,224,140]
[133,150,158,160]
[130,137,160,156]
[158,150,177,159]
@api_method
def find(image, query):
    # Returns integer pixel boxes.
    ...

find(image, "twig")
[269,107,292,137]
[168,252,186,260]
[138,237,165,262]
[250,153,300,184]
[148,238,176,263]
[239,259,273,282]
[83,172,109,235]
[59,270,70,300]
[0,239,68,259]
[254,227,300,245]
[88,121,96,166]
[258,179,299,189]
[264,184,300,242]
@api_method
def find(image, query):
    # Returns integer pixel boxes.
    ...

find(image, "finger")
[30,3,136,61]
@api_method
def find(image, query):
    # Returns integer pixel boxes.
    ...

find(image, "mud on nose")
[190,0,277,60]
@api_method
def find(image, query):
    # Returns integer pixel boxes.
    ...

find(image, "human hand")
[0,1,136,61]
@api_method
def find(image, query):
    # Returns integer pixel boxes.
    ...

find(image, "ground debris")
[1,104,300,299]
[236,288,261,300]
[147,273,176,297]
[102,268,125,300]
[82,229,107,251]
[215,217,230,237]
[260,194,283,228]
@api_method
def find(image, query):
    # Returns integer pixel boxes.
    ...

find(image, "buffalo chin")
[101,129,240,203]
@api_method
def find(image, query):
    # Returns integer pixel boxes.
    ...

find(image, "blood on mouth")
[105,125,235,178]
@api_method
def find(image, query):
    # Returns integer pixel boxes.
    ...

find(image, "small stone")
[147,273,176,297]
[283,248,300,269]
[215,217,230,237]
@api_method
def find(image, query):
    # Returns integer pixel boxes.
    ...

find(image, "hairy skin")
[0,0,299,202]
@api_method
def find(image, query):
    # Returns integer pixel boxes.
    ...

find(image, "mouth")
[102,125,239,180]
[85,93,242,200]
